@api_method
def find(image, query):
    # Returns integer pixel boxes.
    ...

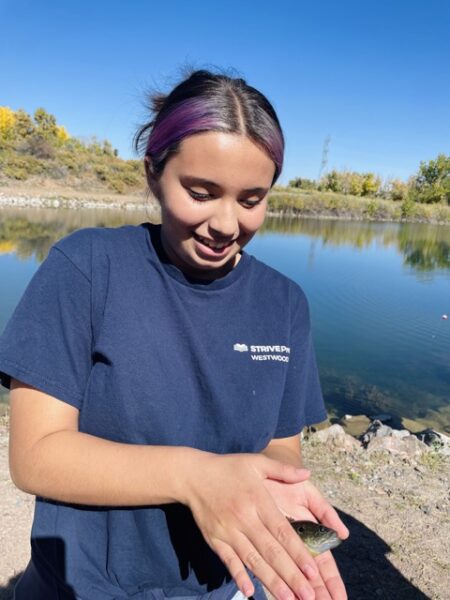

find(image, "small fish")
[288,518,342,556]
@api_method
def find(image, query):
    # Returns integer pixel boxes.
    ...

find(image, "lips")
[193,233,235,250]
[193,233,237,257]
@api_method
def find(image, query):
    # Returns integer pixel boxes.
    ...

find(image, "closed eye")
[189,190,211,200]
[240,198,264,208]
[188,189,264,208]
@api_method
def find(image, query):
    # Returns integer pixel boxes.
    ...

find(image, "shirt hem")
[273,410,328,438]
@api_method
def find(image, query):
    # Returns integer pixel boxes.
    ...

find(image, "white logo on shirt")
[233,343,249,352]
[233,343,290,362]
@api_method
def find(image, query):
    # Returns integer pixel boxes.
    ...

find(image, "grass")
[418,448,448,470]
[0,139,145,195]
[267,188,450,225]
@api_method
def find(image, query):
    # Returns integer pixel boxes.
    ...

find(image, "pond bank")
[1,186,449,225]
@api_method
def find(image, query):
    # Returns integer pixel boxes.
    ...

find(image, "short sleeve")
[0,246,93,409]
[273,287,327,438]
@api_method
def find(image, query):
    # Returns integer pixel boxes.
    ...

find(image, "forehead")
[168,131,276,188]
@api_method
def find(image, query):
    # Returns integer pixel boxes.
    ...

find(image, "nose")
[207,198,239,238]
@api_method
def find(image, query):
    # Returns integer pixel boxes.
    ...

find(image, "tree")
[361,173,381,196]
[0,106,16,141]
[320,170,341,192]
[349,173,363,196]
[14,109,35,138]
[412,154,450,204]
[55,126,70,144]
[288,177,316,190]
[34,107,58,139]
[388,179,408,201]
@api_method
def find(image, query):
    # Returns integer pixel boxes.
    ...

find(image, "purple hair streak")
[145,96,284,181]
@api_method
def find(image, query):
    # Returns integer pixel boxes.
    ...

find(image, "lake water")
[1,206,449,432]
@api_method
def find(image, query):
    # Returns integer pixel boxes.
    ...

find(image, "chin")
[188,251,239,275]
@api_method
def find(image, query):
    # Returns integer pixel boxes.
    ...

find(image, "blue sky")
[1,0,449,185]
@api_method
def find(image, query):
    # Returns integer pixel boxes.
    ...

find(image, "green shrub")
[401,198,417,218]
[365,200,378,218]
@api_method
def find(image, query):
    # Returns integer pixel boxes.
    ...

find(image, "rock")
[309,424,361,451]
[366,434,429,457]
[414,465,426,474]
[370,413,393,423]
[360,420,393,446]
[391,429,411,439]
[413,429,450,456]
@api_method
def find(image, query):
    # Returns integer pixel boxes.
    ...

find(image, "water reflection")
[0,206,154,262]
[260,217,450,274]
[1,210,449,274]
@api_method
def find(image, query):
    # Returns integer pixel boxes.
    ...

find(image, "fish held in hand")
[288,519,342,556]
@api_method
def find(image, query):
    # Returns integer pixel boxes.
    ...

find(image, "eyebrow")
[181,176,269,194]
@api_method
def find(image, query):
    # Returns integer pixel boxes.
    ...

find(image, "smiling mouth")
[193,233,236,250]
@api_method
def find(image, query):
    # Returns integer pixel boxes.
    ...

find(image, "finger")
[213,539,255,598]
[314,551,348,600]
[318,504,349,540]
[247,516,320,598]
[306,492,349,539]
[261,457,311,484]
[255,498,320,581]
[233,530,316,600]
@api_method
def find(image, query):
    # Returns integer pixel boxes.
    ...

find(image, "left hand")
[263,477,349,600]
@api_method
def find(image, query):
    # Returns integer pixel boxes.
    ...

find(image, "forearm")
[260,438,303,469]
[12,430,205,506]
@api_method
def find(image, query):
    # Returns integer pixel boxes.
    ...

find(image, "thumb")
[261,457,310,483]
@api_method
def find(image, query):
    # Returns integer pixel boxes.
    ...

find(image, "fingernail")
[243,584,253,597]
[303,563,318,579]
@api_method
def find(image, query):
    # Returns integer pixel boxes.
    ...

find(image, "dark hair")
[133,67,284,187]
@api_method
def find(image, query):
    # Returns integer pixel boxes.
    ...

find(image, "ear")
[144,156,160,199]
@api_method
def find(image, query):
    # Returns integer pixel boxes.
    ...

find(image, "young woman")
[0,68,349,600]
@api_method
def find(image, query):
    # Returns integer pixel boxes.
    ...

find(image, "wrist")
[170,446,214,505]
[260,445,303,469]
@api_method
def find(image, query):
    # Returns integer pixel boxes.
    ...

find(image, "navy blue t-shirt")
[0,223,327,600]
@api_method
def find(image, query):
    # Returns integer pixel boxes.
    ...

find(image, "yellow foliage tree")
[362,173,381,196]
[0,106,16,140]
[56,125,70,143]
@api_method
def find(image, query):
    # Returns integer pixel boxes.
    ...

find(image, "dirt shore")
[0,422,449,600]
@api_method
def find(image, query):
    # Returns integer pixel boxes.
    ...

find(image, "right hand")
[181,452,319,600]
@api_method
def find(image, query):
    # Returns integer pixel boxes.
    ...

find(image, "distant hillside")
[0,106,145,194]
[1,106,449,225]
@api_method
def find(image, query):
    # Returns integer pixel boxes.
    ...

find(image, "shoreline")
[1,188,449,226]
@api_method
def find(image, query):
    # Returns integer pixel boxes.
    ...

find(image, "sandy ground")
[0,423,449,600]
[0,181,150,205]
[302,436,450,600]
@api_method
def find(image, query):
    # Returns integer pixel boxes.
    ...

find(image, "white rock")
[391,429,411,439]
[310,424,361,451]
